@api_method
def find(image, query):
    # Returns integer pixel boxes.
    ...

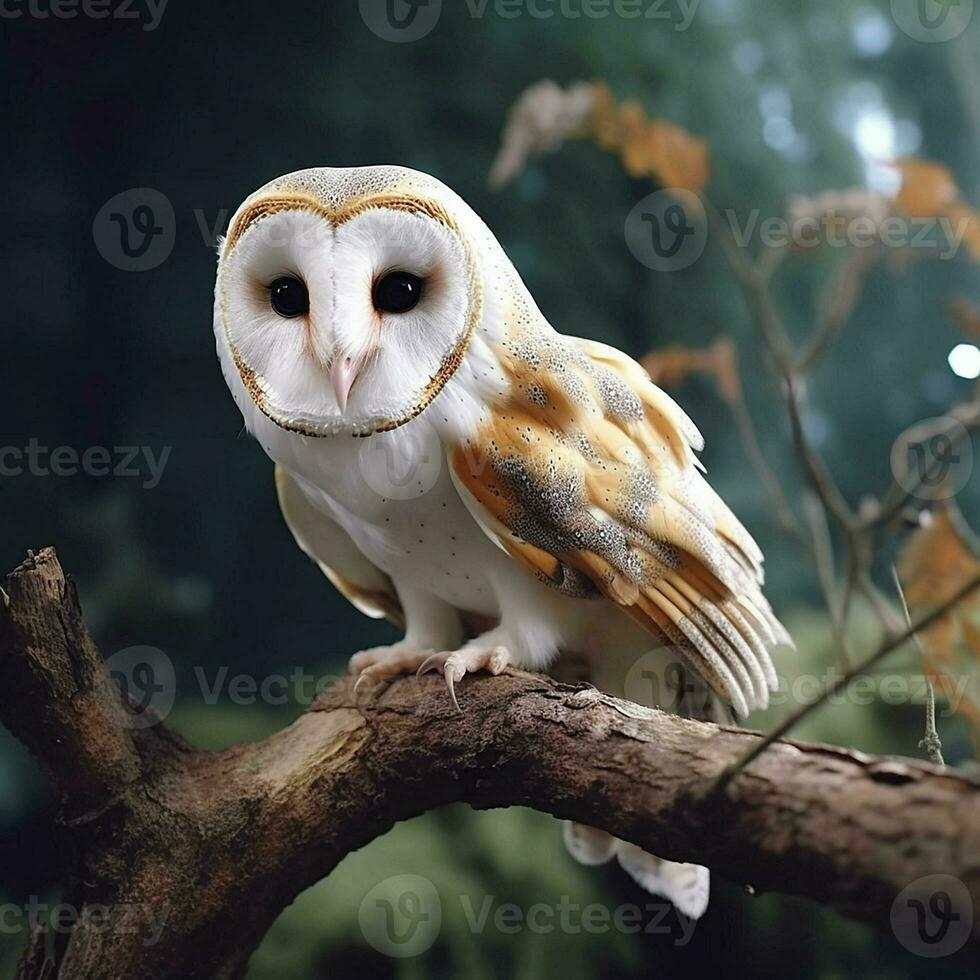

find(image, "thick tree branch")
[2,549,980,979]
[0,550,141,811]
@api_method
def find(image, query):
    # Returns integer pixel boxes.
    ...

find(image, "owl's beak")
[330,354,362,414]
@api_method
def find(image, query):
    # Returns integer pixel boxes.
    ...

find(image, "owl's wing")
[275,465,405,627]
[449,333,788,717]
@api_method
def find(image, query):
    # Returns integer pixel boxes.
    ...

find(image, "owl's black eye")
[373,271,424,314]
[269,276,309,318]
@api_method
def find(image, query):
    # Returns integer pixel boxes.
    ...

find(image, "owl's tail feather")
[562,821,710,920]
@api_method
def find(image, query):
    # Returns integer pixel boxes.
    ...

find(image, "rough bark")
[1,547,979,978]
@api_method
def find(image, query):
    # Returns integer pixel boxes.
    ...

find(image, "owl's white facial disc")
[217,186,480,437]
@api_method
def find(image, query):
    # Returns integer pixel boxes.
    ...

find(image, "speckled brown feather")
[450,328,787,716]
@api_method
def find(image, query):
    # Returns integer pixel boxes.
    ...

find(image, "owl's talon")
[412,645,515,711]
[352,671,374,701]
[416,653,443,679]
[444,664,462,713]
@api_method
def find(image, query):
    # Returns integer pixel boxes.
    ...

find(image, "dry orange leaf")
[591,82,621,152]
[894,157,960,217]
[891,159,980,263]
[899,500,980,611]
[642,337,741,404]
[647,120,710,192]
[963,617,980,657]
[589,81,710,193]
[898,499,980,745]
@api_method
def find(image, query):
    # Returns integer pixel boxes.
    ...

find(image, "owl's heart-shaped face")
[216,169,484,437]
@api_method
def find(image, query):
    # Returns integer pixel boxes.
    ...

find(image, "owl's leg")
[413,573,567,709]
[349,585,463,695]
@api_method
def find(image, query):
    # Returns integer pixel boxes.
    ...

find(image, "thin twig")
[797,246,877,374]
[711,200,855,530]
[711,197,863,665]
[712,572,980,792]
[754,239,789,283]
[729,378,803,539]
[803,492,853,668]
[892,565,945,766]
[782,373,855,529]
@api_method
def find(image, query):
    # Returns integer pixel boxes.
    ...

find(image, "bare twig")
[783,372,855,528]
[892,565,945,766]
[797,246,878,374]
[714,572,980,791]
[724,350,803,539]
[803,492,853,668]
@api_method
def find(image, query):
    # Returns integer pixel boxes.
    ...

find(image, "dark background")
[2,1,979,976]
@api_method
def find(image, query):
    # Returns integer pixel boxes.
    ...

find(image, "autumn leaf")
[642,337,741,404]
[899,500,980,611]
[893,158,959,218]
[963,617,980,657]
[488,80,597,189]
[647,120,710,192]
[489,80,710,193]
[591,82,621,152]
[898,499,980,746]
[589,81,710,193]
[892,158,980,262]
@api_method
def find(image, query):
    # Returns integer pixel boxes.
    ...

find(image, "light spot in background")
[763,116,797,152]
[758,84,810,160]
[854,108,894,159]
[851,8,895,56]
[759,86,792,120]
[948,343,980,380]
[835,82,903,194]
[732,40,764,74]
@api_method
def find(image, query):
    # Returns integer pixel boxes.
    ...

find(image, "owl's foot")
[416,645,513,712]
[349,644,435,699]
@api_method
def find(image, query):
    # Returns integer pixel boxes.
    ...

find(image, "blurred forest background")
[2,0,980,976]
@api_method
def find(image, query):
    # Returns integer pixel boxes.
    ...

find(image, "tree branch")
[0,550,141,812]
[3,548,980,978]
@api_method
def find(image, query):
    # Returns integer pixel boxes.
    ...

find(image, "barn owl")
[213,166,788,920]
